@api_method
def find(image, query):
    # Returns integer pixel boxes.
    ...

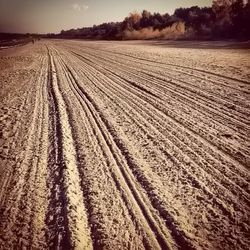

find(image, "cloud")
[72,3,89,11]
[82,5,89,11]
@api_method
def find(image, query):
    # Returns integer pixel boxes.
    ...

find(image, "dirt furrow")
[65,44,250,101]
[57,49,250,249]
[45,48,93,250]
[51,64,149,249]
[53,47,180,249]
[85,53,250,150]
[69,48,250,133]
[66,49,250,175]
[74,63,250,201]
[1,40,249,250]
[73,47,249,140]
[58,53,224,249]
[86,45,250,86]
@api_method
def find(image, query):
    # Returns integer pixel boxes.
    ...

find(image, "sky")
[0,0,213,34]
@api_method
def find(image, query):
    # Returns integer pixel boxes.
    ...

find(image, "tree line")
[52,0,249,40]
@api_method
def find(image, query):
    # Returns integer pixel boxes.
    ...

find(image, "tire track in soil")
[67,49,250,176]
[1,40,249,250]
[81,45,250,87]
[69,48,250,135]
[64,45,249,191]
[45,47,92,250]
[57,46,250,248]
[55,50,174,250]
[51,47,157,249]
[66,45,250,146]
[54,47,197,250]
[66,54,250,205]
[63,43,250,112]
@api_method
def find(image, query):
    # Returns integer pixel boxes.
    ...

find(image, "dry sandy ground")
[0,40,249,250]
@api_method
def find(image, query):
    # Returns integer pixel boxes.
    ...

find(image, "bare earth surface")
[0,40,249,250]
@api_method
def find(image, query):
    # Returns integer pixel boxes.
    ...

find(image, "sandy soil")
[0,40,249,250]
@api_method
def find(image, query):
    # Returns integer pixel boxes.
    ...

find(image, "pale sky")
[0,0,213,34]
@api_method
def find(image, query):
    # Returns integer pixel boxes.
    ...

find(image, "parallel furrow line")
[69,51,250,169]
